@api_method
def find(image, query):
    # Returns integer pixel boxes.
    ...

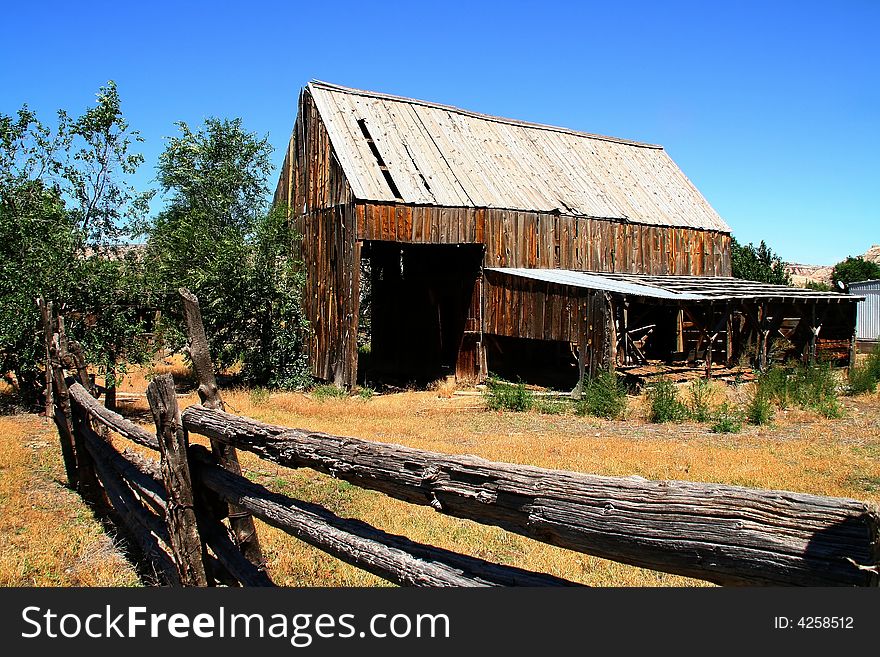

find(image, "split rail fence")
[38,293,880,587]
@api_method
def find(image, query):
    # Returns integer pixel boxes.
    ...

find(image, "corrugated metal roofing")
[488,268,863,303]
[308,81,731,233]
[849,280,880,340]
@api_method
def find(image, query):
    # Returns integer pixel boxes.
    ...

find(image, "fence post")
[36,298,54,421]
[147,374,209,586]
[54,320,102,499]
[47,334,79,489]
[178,288,265,570]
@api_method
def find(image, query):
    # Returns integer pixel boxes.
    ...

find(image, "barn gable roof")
[307,80,731,233]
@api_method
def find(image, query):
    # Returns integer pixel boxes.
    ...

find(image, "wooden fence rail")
[41,298,880,588]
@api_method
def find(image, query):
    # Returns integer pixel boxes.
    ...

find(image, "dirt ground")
[1,364,878,587]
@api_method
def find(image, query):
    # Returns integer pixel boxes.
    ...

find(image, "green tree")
[831,256,880,287]
[731,238,791,285]
[0,83,154,407]
[145,118,310,388]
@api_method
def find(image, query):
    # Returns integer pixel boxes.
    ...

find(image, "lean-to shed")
[274,81,859,388]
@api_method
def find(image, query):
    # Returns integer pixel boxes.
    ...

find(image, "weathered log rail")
[41,297,880,587]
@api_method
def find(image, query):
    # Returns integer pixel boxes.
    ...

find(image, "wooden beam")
[182,405,880,587]
[191,446,579,587]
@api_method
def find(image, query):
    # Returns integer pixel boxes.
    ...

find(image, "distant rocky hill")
[786,245,879,287]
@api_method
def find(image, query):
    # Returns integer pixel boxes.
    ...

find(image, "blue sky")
[2,0,877,265]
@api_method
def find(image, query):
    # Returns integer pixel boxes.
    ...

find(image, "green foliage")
[0,83,155,406]
[831,256,880,287]
[710,403,744,433]
[754,363,843,418]
[685,378,715,422]
[847,364,877,396]
[356,386,375,401]
[483,378,534,412]
[804,280,832,292]
[647,380,689,423]
[731,238,791,285]
[144,118,310,390]
[574,371,627,419]
[311,384,348,401]
[745,388,775,425]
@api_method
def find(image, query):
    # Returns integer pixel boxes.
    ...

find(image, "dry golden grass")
[0,412,139,586]
[6,364,880,587]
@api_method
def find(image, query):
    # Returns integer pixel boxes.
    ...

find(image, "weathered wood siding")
[284,90,360,385]
[356,203,731,277]
[484,270,610,370]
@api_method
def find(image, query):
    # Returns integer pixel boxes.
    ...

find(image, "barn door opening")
[359,241,484,386]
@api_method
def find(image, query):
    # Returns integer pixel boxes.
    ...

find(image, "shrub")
[311,384,348,401]
[483,378,533,412]
[686,378,715,422]
[756,366,792,408]
[847,343,880,396]
[711,403,744,434]
[574,371,627,419]
[745,389,774,425]
[647,380,689,423]
[755,362,843,418]
[847,364,877,396]
[356,386,375,401]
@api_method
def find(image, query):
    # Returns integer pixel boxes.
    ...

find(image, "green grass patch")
[311,384,348,400]
[534,397,568,415]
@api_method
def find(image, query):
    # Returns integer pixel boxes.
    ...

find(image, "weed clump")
[745,388,774,425]
[574,371,627,420]
[685,378,715,422]
[755,362,843,419]
[311,384,348,401]
[710,403,744,434]
[647,380,689,423]
[483,378,534,412]
[248,386,270,406]
[847,344,880,396]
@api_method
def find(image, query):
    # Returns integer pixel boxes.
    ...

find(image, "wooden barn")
[274,81,860,388]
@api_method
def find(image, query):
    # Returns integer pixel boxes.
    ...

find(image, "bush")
[710,403,744,434]
[311,384,348,401]
[846,364,877,396]
[356,386,375,401]
[745,389,774,425]
[847,344,880,396]
[685,378,715,422]
[483,378,533,412]
[756,366,793,408]
[575,371,627,419]
[647,380,689,423]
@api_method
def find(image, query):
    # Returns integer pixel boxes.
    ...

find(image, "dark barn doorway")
[360,241,484,386]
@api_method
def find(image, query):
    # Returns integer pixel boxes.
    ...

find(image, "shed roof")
[308,81,731,233]
[488,268,862,303]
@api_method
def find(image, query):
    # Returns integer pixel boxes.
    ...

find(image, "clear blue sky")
[2,0,877,265]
